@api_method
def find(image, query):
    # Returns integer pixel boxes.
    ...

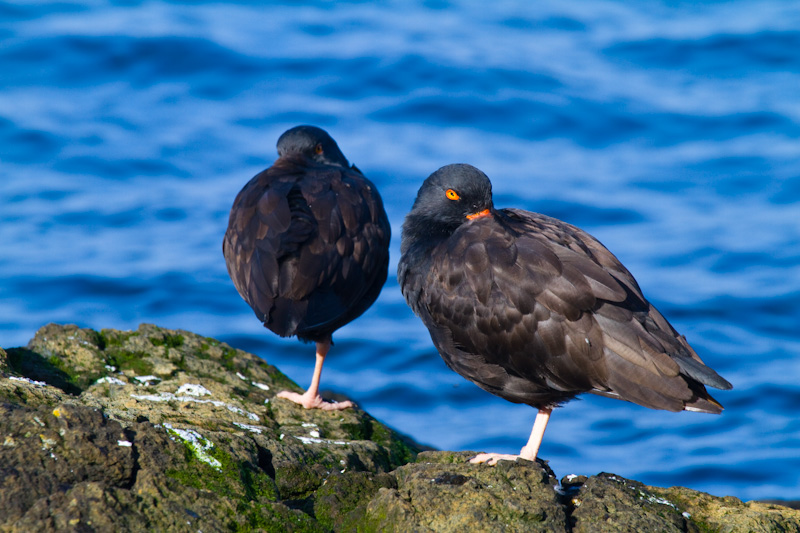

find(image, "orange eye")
[445,189,460,200]
[314,144,323,154]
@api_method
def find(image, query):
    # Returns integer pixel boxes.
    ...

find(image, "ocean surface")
[2,0,799,502]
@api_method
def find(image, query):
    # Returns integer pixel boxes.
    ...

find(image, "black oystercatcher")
[223,125,390,410]
[398,164,732,464]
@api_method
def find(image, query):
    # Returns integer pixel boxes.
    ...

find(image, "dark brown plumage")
[223,125,390,410]
[398,163,731,463]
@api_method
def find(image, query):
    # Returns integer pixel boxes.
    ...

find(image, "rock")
[364,451,567,532]
[1,323,418,532]
[2,323,799,532]
[569,473,694,532]
[652,485,800,533]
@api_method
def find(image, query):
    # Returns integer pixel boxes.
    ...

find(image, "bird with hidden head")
[398,163,732,464]
[223,125,391,410]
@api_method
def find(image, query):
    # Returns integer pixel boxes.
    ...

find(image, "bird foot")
[276,390,355,411]
[468,452,525,465]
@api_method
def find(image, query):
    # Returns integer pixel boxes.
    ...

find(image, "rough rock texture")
[1,323,417,532]
[651,485,800,533]
[1,323,798,532]
[364,451,567,532]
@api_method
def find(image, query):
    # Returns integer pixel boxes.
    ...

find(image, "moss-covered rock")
[1,323,421,532]
[2,323,799,532]
[314,470,397,531]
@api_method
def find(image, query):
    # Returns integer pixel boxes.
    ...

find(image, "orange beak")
[466,209,491,220]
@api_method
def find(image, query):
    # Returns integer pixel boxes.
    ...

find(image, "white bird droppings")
[163,423,222,471]
[129,392,260,421]
[233,422,264,434]
[9,376,47,386]
[95,376,126,386]
[176,383,212,397]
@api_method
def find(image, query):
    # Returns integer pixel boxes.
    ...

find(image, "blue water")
[2,0,799,502]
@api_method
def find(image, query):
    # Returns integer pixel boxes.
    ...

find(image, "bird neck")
[400,213,458,257]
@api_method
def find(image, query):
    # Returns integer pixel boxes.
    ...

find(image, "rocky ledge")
[1,324,798,532]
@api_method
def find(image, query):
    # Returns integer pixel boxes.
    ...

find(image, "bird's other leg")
[469,407,552,465]
[277,338,355,411]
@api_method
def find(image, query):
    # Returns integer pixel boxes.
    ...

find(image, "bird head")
[276,125,350,168]
[408,163,495,231]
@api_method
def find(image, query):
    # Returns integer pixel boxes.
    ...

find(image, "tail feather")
[675,356,732,390]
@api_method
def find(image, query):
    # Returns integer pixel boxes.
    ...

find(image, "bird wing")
[223,167,300,323]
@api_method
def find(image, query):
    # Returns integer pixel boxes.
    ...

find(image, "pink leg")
[277,339,355,411]
[470,408,552,465]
